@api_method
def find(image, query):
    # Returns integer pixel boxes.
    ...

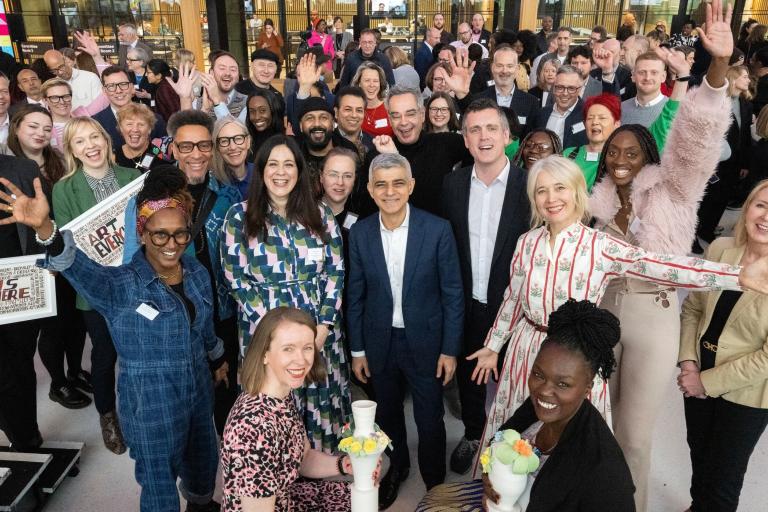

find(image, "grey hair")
[127,46,149,65]
[556,64,582,78]
[368,152,412,182]
[385,84,423,110]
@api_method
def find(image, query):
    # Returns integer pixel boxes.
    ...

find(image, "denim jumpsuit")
[43,231,224,512]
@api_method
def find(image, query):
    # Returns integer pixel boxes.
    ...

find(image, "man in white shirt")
[347,152,463,509]
[441,98,530,475]
[43,50,102,111]
[0,74,10,144]
[535,65,588,148]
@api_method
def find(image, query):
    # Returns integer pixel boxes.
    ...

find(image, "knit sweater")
[621,94,668,127]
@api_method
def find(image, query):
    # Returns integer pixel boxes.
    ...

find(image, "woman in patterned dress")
[221,307,352,511]
[466,155,768,477]
[221,134,351,453]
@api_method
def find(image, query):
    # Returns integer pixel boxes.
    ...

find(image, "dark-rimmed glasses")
[104,81,132,92]
[216,134,248,147]
[174,140,214,153]
[46,94,73,104]
[147,229,192,246]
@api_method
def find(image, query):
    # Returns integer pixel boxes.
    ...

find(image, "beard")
[304,127,332,151]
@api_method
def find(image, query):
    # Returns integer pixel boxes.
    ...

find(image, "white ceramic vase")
[350,400,382,512]
[352,400,377,437]
[486,460,528,512]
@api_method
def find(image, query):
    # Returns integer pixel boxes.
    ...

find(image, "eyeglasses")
[46,94,73,104]
[48,63,67,75]
[216,134,248,147]
[429,106,450,114]
[323,171,355,182]
[553,85,581,94]
[126,58,143,63]
[523,141,552,151]
[174,140,214,153]
[147,229,192,247]
[104,81,132,92]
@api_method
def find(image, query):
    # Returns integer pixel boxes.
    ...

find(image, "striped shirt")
[83,168,120,203]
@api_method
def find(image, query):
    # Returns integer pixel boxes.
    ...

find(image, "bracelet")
[676,75,691,82]
[337,454,347,476]
[35,220,58,246]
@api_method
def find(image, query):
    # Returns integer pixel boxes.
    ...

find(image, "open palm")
[0,177,51,229]
[698,0,733,59]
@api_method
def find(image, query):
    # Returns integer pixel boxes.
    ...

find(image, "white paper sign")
[62,174,147,267]
[0,254,57,325]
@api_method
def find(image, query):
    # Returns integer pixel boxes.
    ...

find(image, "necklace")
[157,264,181,281]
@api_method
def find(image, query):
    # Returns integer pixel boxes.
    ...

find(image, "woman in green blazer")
[678,179,768,512]
[52,117,141,454]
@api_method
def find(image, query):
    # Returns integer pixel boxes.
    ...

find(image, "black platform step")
[0,442,83,494]
[0,452,50,512]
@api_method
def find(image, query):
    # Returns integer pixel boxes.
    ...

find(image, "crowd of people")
[2,1,768,511]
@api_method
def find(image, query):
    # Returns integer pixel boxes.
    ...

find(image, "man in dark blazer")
[117,22,154,68]
[442,98,531,474]
[347,153,464,509]
[415,28,440,89]
[534,65,588,149]
[472,44,540,137]
[92,66,166,148]
[0,157,45,452]
[470,13,492,49]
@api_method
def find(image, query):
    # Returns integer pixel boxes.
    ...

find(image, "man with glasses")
[338,28,395,88]
[534,65,588,148]
[451,22,488,59]
[117,22,153,68]
[92,66,166,148]
[43,49,102,110]
[9,68,43,117]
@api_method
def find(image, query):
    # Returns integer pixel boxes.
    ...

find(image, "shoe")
[49,384,92,409]
[186,500,220,512]
[450,436,480,474]
[99,411,127,454]
[691,239,704,255]
[67,370,93,394]
[378,466,409,510]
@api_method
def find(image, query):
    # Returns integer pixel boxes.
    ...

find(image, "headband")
[136,197,188,236]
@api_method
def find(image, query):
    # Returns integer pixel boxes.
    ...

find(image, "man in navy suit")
[415,28,440,89]
[533,65,588,148]
[347,153,464,509]
[92,66,166,148]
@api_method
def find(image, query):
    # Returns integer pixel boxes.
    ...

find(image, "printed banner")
[61,174,147,267]
[0,254,56,325]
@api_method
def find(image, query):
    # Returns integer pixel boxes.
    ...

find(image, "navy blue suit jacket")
[533,98,588,149]
[92,105,167,149]
[346,207,464,375]
[414,43,434,89]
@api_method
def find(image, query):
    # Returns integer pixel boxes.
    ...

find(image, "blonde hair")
[116,102,156,128]
[734,179,768,246]
[726,65,753,100]
[175,48,196,67]
[384,45,410,68]
[526,155,590,228]
[240,307,327,395]
[61,117,116,178]
[41,77,72,97]
[211,115,250,186]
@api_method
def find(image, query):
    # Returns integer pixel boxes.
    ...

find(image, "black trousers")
[370,328,446,489]
[82,309,117,414]
[685,396,768,512]
[38,275,86,389]
[456,300,493,440]
[0,320,41,450]
[696,165,741,243]
[213,315,239,435]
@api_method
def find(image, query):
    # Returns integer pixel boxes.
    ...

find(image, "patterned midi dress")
[221,202,351,453]
[470,222,742,477]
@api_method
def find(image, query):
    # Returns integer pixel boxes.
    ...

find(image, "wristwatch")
[676,75,691,82]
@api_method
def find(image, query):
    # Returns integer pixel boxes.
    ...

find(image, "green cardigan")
[52,165,142,310]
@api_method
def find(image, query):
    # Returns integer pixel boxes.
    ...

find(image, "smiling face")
[585,104,619,145]
[252,58,277,87]
[103,71,134,109]
[248,95,273,132]
[212,54,239,93]
[139,207,189,274]
[43,84,72,119]
[492,49,518,89]
[735,69,751,93]
[521,131,556,168]
[70,124,109,171]
[428,97,451,130]
[359,68,381,101]
[552,72,582,111]
[119,115,151,151]
[217,122,250,168]
[632,58,665,96]
[335,93,365,135]
[534,169,578,229]
[604,130,646,186]
[263,144,299,205]
[388,92,424,144]
[529,342,593,432]
[431,66,450,93]
[16,112,53,154]
[264,321,317,394]
[368,164,414,217]
[172,124,213,184]
[463,108,508,166]
[300,110,334,151]
[321,154,356,207]
[744,187,768,245]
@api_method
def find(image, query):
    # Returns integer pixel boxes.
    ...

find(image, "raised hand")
[199,73,225,106]
[372,135,398,154]
[296,53,322,94]
[74,31,101,58]
[0,177,51,231]
[593,47,614,74]
[698,0,733,59]
[445,47,475,99]
[654,46,690,77]
[166,62,199,100]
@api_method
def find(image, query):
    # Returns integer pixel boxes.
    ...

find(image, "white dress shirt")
[469,160,509,303]
[494,85,515,108]
[546,102,577,145]
[0,114,8,144]
[350,206,410,358]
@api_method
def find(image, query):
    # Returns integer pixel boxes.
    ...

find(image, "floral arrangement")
[480,429,540,475]
[338,421,392,457]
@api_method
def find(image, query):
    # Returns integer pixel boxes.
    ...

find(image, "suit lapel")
[490,167,525,271]
[402,209,424,300]
[369,215,394,301]
[720,246,759,326]
[457,172,472,268]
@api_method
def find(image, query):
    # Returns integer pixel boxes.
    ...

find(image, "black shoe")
[691,239,704,255]
[186,500,220,512]
[450,436,480,474]
[378,466,409,510]
[68,370,93,394]
[49,384,92,409]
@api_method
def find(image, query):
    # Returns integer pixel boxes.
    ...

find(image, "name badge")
[374,118,388,128]
[343,212,358,230]
[629,216,642,235]
[140,154,154,169]
[136,303,159,321]
[620,87,627,95]
[572,122,585,134]
[586,151,599,162]
[307,247,324,262]
[487,79,495,87]
[517,116,527,124]
[134,84,140,90]
[150,100,156,107]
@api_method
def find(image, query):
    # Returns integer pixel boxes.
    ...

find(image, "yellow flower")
[479,447,492,473]
[349,441,363,454]
[363,439,378,454]
[339,437,353,451]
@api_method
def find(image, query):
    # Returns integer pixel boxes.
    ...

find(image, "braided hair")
[543,299,620,380]
[595,124,660,181]
[512,128,563,168]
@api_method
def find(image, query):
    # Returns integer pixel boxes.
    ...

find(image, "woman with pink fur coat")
[588,3,734,510]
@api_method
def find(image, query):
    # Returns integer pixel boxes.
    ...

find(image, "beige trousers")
[602,287,681,512]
